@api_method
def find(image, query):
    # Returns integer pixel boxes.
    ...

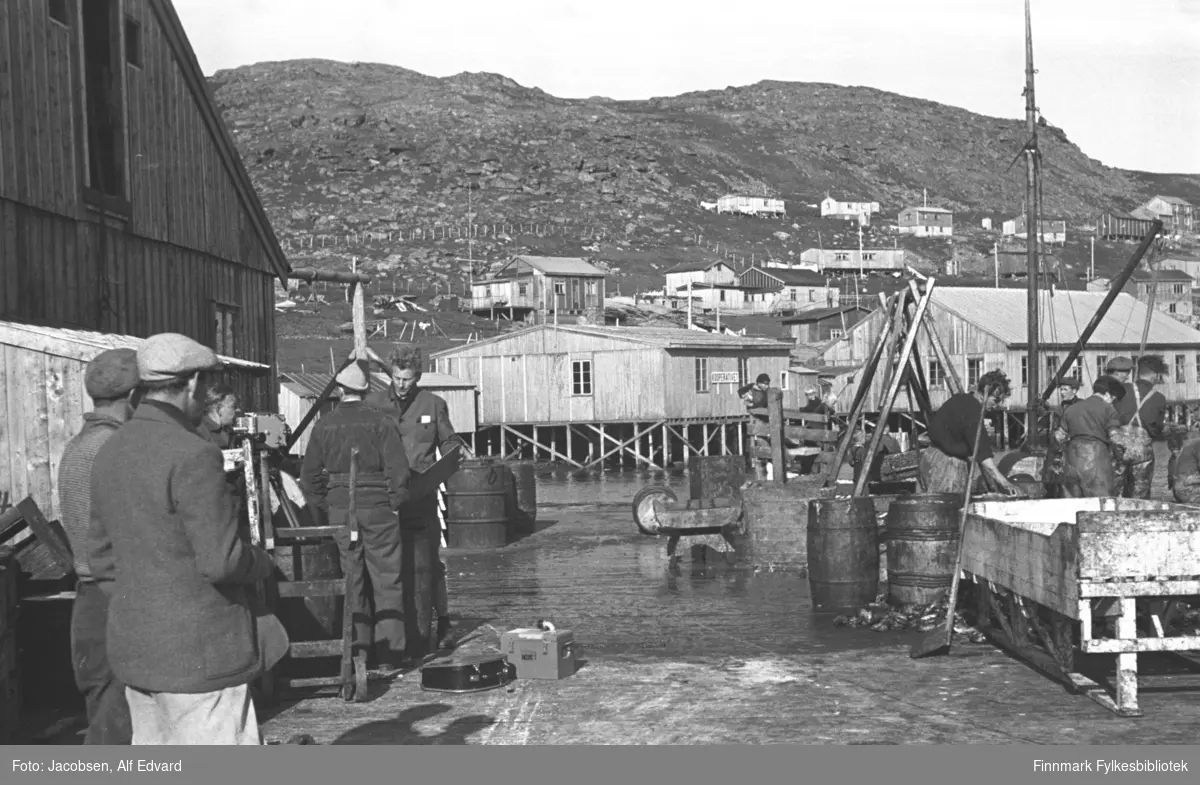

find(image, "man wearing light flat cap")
[59,348,139,745]
[89,333,279,745]
[1107,355,1168,498]
[302,361,413,675]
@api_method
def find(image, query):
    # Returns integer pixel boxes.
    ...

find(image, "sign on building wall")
[711,371,740,384]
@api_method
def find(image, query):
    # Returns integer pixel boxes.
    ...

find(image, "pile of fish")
[832,593,987,643]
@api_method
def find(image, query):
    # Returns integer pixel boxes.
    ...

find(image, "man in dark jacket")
[302,362,412,673]
[737,373,771,411]
[89,333,277,745]
[59,348,139,745]
[369,346,465,657]
[919,369,1021,497]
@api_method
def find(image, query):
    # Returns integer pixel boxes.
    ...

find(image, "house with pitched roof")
[468,255,607,322]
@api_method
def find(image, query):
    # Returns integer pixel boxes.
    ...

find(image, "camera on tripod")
[231,412,292,453]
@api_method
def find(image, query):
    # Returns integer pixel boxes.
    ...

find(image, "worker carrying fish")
[919,369,1021,496]
[1105,356,1168,499]
[301,362,413,675]
[1053,375,1126,498]
[369,346,466,659]
[1040,376,1083,497]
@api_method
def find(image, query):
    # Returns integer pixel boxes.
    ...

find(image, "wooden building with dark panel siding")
[0,0,290,417]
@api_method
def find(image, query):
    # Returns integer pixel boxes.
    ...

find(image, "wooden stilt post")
[599,424,606,472]
[768,389,787,483]
[720,422,727,456]
[662,423,670,467]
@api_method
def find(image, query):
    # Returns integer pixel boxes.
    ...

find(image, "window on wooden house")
[694,358,709,394]
[517,283,527,297]
[1173,284,1187,296]
[1070,357,1083,381]
[1044,355,1060,384]
[586,280,597,295]
[571,360,592,396]
[967,357,983,389]
[1176,354,1186,383]
[1169,303,1178,314]
[1020,357,1028,387]
[48,0,70,26]
[779,371,789,391]
[1096,355,1108,379]
[829,328,844,340]
[719,289,726,303]
[81,0,128,204]
[928,360,946,388]
[212,302,239,356]
[738,357,748,385]
[124,16,142,67]
[554,281,566,295]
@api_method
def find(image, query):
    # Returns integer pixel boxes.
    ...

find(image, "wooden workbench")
[960,497,1200,717]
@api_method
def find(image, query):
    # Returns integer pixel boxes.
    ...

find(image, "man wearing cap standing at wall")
[58,348,139,745]
[302,362,413,673]
[89,334,279,745]
[1107,355,1168,498]
[368,346,465,659]
[737,373,772,411]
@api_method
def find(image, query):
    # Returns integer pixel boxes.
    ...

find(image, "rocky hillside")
[209,59,1199,291]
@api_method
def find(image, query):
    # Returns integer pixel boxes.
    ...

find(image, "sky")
[175,0,1200,174]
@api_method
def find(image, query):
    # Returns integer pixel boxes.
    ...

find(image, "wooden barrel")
[806,497,879,610]
[884,493,962,607]
[272,537,342,642]
[509,461,538,533]
[445,460,512,548]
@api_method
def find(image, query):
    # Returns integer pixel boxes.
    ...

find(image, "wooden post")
[533,425,539,461]
[662,423,670,467]
[599,424,606,472]
[768,388,786,483]
[720,422,727,456]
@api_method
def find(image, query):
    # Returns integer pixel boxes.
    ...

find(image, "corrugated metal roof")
[927,288,1200,346]
[0,320,268,369]
[902,206,952,213]
[432,323,792,356]
[1131,268,1194,282]
[512,255,607,277]
[280,370,475,399]
[743,266,827,286]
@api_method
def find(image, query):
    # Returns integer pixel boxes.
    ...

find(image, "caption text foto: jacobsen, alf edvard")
[12,759,184,774]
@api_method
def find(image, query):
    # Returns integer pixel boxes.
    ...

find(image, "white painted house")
[677,283,746,311]
[716,194,786,216]
[662,260,737,293]
[820,196,881,224]
[799,248,906,272]
[1001,215,1067,244]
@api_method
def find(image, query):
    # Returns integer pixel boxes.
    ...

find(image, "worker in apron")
[1171,424,1200,503]
[1108,356,1168,499]
[1056,376,1123,498]
[1040,376,1082,497]
[369,346,466,658]
[918,369,1021,497]
[301,363,412,674]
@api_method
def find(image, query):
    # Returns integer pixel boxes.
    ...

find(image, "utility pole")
[994,242,999,289]
[858,222,864,277]
[1090,235,1095,281]
[1023,0,1042,450]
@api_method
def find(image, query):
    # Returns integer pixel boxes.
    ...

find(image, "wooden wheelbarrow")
[631,486,745,567]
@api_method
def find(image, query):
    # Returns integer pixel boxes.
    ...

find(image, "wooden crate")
[960,497,1199,719]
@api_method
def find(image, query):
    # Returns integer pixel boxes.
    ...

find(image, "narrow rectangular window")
[213,302,239,356]
[1176,354,1186,383]
[967,357,983,389]
[571,360,592,396]
[82,0,127,200]
[1096,355,1108,380]
[928,360,946,388]
[738,357,748,385]
[124,16,142,67]
[694,358,709,393]
[779,371,789,391]
[1020,357,1028,387]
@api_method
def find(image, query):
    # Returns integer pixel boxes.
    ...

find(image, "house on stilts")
[430,324,797,469]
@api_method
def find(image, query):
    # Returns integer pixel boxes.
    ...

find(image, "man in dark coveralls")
[1040,376,1083,497]
[302,362,413,673]
[369,346,465,658]
[59,348,139,745]
[1056,376,1125,498]
[919,369,1021,497]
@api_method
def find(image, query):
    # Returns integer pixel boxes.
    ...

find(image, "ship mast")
[1023,0,1042,450]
